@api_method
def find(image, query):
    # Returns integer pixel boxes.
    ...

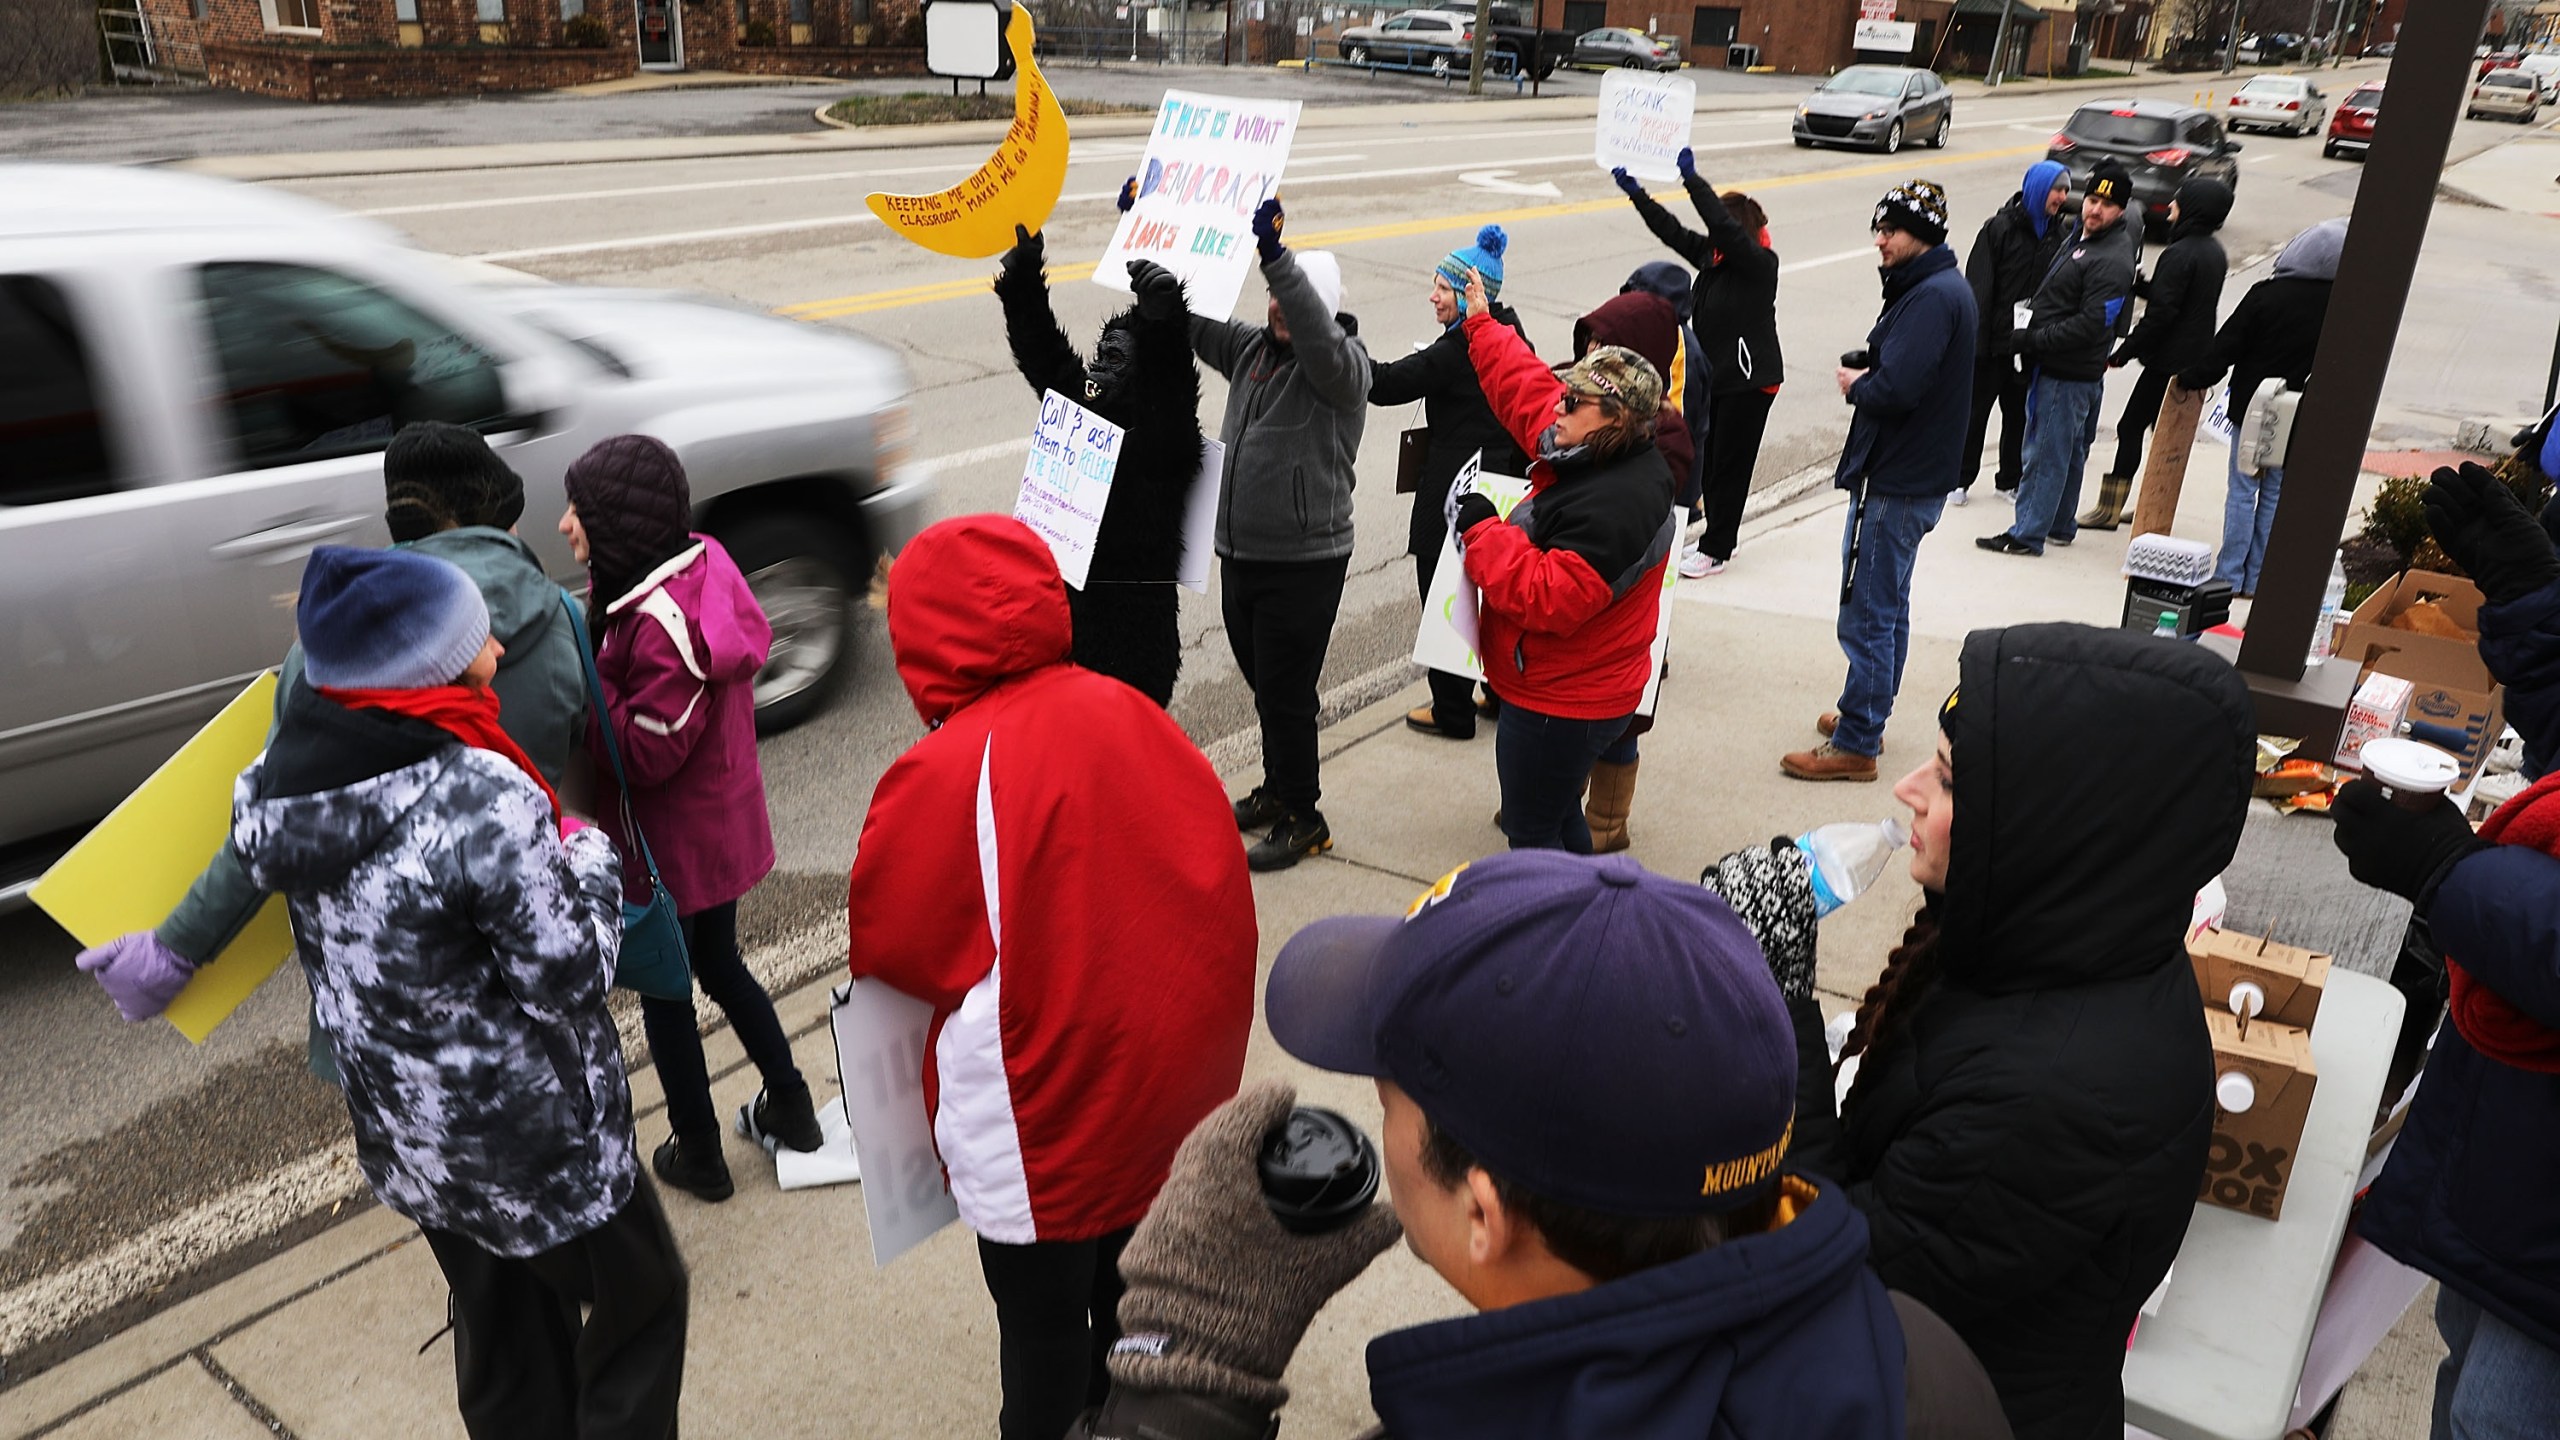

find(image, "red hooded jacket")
[1460,308,1679,720]
[845,516,1256,1244]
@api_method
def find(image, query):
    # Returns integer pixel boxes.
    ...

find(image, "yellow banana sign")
[865,8,1071,259]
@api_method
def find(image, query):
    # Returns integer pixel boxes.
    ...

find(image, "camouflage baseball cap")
[1560,345,1663,424]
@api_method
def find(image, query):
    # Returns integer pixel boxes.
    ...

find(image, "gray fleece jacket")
[1190,249,1372,563]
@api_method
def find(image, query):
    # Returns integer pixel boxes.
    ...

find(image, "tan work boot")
[1781,743,1878,782]
[1816,711,1838,739]
[2077,474,2133,531]
[1583,758,1640,854]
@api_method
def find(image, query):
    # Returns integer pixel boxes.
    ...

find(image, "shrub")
[564,11,611,45]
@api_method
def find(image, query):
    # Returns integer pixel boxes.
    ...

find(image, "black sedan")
[1792,66,1953,152]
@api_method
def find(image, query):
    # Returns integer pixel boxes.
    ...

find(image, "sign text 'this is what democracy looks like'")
[1118,99,1295,261]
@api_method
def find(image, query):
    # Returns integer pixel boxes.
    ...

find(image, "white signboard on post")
[1097,90,1304,320]
[924,0,1007,78]
[2201,382,2235,444]
[1013,389,1127,591]
[831,979,961,1267]
[1853,19,1916,50]
[1594,69,1698,182]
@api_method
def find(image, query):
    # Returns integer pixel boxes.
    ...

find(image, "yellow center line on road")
[777,141,2049,324]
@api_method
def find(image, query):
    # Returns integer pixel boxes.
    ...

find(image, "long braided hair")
[1838,898,1945,1110]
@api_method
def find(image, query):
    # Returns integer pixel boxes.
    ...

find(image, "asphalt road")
[11,52,2553,1380]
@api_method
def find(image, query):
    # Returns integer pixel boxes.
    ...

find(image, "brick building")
[141,0,926,99]
[1501,0,2147,74]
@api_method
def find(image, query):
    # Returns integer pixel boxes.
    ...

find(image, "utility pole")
[2221,0,2240,72]
[1987,0,2016,83]
[1468,0,1493,92]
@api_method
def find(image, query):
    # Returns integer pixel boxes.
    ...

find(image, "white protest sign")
[1635,508,1681,718]
[831,979,961,1267]
[1177,438,1225,593]
[1098,90,1303,320]
[2200,382,2235,445]
[1853,19,1916,50]
[1013,389,1126,590]
[1413,456,1533,680]
[1594,69,1697,182]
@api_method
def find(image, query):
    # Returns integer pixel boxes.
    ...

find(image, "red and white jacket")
[1459,309,1679,720]
[846,516,1257,1244]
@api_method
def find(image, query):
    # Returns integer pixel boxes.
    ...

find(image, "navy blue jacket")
[1364,1179,1908,1437]
[1838,245,1979,500]
[2362,577,2560,1352]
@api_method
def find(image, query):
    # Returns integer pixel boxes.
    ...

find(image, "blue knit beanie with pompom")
[1436,225,1508,302]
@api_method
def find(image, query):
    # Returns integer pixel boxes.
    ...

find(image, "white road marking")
[1459,168,1565,197]
[915,437,1031,475]
[1779,246,1878,274]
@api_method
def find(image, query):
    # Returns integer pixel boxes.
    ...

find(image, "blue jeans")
[2218,448,2284,594]
[1496,704,1632,852]
[1835,490,1945,758]
[2433,1287,2560,1440]
[2007,374,2106,553]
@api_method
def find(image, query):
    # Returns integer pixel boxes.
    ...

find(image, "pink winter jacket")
[589,535,776,914]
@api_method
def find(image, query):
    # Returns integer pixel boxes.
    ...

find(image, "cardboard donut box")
[2332,571,2505,780]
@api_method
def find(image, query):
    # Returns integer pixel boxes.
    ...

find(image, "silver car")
[1793,66,1955,153]
[0,165,934,902]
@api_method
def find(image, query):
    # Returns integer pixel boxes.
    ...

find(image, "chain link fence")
[1,0,97,97]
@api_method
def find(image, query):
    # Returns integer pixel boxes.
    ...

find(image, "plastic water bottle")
[2152,610,2181,639]
[2308,551,2348,665]
[1797,818,1910,917]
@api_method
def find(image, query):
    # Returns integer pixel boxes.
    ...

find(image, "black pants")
[1697,389,1777,564]
[1068,582,1180,707]
[2109,363,2176,481]
[638,901,806,1144]
[977,1227,1135,1440]
[1962,357,2029,492]
[421,1176,689,1440]
[1412,552,1478,734]
[1220,554,1351,814]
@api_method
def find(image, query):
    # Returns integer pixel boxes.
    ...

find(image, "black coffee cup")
[1258,1106,1380,1234]
[1841,349,1874,370]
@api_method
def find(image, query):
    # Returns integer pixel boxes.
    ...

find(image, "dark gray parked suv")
[2046,98,2244,231]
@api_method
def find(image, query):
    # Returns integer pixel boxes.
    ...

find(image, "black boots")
[653,1132,734,1203]
[741,1084,824,1154]
[1232,786,1288,832]
[1247,810,1333,872]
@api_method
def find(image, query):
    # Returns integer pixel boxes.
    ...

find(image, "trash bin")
[2069,38,2093,73]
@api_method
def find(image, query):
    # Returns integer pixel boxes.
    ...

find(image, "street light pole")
[1987,0,2015,84]
[2222,0,2240,72]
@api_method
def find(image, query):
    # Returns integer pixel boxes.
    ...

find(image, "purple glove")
[77,931,197,1023]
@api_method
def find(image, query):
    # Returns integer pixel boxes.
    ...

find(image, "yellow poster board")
[31,673,296,1043]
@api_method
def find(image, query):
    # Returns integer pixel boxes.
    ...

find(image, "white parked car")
[2512,53,2560,102]
[0,165,933,901]
[2225,74,2328,136]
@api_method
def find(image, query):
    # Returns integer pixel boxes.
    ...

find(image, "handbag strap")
[559,591,668,890]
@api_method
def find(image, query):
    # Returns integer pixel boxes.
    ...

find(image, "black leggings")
[1962,357,2029,492]
[2110,364,2176,481]
[1697,389,1777,563]
[1221,555,1351,813]
[638,901,806,1144]
[422,1175,689,1440]
[977,1226,1135,1440]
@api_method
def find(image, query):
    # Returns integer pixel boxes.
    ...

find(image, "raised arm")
[993,225,1091,400]
[1462,305,1563,457]
[1615,168,1716,272]
[1262,241,1370,412]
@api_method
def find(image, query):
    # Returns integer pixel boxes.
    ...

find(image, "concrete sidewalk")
[0,430,2438,1438]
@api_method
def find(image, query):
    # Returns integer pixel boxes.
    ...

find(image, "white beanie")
[1295,250,1345,318]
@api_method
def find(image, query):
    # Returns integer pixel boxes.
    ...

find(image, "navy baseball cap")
[1266,851,1797,1216]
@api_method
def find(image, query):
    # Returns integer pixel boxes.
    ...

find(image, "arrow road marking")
[1459,169,1566,198]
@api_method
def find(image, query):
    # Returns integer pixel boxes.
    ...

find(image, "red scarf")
[2447,770,2560,1073]
[318,684,560,821]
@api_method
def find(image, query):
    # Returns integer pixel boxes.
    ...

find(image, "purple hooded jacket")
[589,534,775,913]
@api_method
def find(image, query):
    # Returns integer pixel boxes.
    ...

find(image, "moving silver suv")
[0,165,934,903]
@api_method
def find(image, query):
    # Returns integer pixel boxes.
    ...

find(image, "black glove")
[1611,166,1645,198]
[1452,491,1500,537]
[2331,780,2489,908]
[2108,345,2132,369]
[1129,260,1185,324]
[1699,839,1819,1002]
[1252,197,1285,264]
[2423,462,2560,606]
[1000,223,1044,283]
[1676,146,1698,182]
[1117,175,1138,214]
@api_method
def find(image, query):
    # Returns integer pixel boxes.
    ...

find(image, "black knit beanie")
[564,434,695,618]
[383,421,525,541]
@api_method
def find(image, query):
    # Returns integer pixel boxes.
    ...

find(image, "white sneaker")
[1678,550,1726,579]
[1948,488,1970,507]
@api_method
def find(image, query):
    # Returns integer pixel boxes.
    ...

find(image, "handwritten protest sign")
[1635,510,1681,718]
[1177,439,1225,593]
[831,979,960,1266]
[1413,455,1533,680]
[1594,69,1698,182]
[33,673,294,1044]
[1097,90,1304,319]
[2200,381,2236,445]
[1013,390,1127,590]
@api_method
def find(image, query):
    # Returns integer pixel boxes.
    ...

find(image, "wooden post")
[2130,380,2204,538]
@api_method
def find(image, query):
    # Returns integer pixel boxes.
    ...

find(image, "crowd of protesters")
[71,126,2560,1440]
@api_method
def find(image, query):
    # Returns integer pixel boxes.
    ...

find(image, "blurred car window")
[195,262,506,468]
[0,275,115,506]
[2068,108,2176,145]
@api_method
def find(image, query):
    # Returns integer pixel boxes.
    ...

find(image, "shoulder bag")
[560,592,692,1002]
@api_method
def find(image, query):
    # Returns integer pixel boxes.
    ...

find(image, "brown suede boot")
[2077,474,2133,531]
[1583,759,1640,854]
[1780,743,1878,782]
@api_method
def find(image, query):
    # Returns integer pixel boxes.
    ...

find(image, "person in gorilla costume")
[992,224,1205,707]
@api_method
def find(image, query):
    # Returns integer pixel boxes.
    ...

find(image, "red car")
[2326,81,2382,159]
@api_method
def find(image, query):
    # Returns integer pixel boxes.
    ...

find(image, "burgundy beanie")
[564,434,694,608]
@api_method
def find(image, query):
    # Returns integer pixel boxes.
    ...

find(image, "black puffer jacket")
[1624,174,1784,392]
[1963,187,2070,359]
[2018,215,2139,382]
[2117,179,2232,374]
[1368,302,1531,560]
[1789,623,2256,1440]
